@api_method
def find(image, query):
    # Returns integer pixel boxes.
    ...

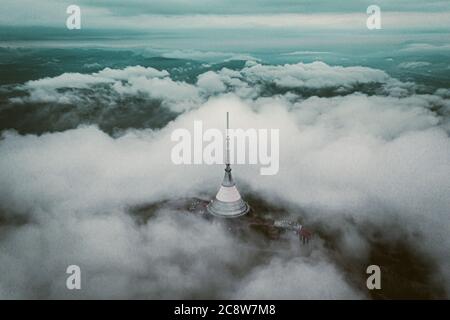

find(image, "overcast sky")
[1,0,449,30]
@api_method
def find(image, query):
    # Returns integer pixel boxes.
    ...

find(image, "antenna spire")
[226,112,230,166]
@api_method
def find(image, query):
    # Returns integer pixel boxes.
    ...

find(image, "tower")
[207,112,250,218]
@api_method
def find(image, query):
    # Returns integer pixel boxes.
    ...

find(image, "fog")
[0,61,449,299]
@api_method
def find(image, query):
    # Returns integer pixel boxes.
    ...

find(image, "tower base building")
[207,164,250,218]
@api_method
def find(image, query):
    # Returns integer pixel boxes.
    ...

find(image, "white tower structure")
[207,112,250,218]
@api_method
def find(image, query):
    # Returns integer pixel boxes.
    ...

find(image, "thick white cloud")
[1,60,449,298]
[240,61,390,89]
[196,71,227,94]
[13,61,406,112]
[13,65,200,111]
[194,61,408,100]
[24,73,113,90]
[0,208,247,299]
[95,65,169,80]
[113,76,200,111]
[235,257,363,299]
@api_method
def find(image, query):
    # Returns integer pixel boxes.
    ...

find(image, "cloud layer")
[3,61,423,136]
[0,60,449,299]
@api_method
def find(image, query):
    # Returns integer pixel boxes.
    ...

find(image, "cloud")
[398,61,431,69]
[10,62,411,104]
[196,71,227,94]
[94,12,449,31]
[5,61,415,135]
[113,76,200,112]
[24,73,114,90]
[96,66,169,80]
[195,61,415,99]
[0,59,449,298]
[235,257,363,299]
[240,61,390,89]
[160,49,259,63]
[0,207,246,299]
[400,43,450,53]
[281,51,333,56]
[0,122,366,299]
[12,65,200,113]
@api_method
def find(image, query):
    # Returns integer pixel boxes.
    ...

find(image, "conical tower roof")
[207,113,250,218]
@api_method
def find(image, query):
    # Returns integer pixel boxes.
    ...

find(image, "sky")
[1,1,449,35]
[1,0,448,67]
